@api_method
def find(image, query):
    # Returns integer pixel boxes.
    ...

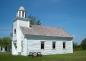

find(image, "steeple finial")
[19,0,24,6]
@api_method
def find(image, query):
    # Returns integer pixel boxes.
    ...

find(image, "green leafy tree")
[28,16,41,25]
[0,38,2,46]
[73,42,78,50]
[1,37,11,51]
[3,37,11,51]
[73,42,82,51]
[81,38,86,50]
[2,37,11,47]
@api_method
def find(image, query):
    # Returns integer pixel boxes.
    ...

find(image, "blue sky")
[0,0,86,44]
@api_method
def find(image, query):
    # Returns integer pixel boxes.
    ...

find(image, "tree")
[28,16,41,25]
[2,37,11,51]
[2,37,11,46]
[0,38,3,48]
[0,37,11,52]
[73,42,82,51]
[73,42,78,50]
[81,38,86,50]
[0,38,2,46]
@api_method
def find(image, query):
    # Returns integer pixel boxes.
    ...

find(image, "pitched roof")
[20,25,72,38]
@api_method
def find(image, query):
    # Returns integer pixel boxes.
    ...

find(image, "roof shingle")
[20,25,72,37]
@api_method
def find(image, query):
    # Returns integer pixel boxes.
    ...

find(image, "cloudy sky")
[0,0,86,44]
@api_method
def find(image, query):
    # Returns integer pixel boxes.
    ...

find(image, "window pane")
[41,41,44,49]
[52,41,56,49]
[14,29,16,34]
[13,41,17,48]
[63,42,65,49]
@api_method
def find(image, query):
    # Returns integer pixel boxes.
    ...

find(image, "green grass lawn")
[0,50,86,61]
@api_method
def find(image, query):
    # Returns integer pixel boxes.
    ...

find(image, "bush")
[81,38,86,50]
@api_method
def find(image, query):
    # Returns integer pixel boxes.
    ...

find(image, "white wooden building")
[12,6,73,56]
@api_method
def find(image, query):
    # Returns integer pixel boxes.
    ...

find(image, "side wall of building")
[27,40,73,55]
[22,36,73,56]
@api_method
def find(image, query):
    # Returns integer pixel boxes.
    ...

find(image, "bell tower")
[12,6,30,55]
[16,6,26,18]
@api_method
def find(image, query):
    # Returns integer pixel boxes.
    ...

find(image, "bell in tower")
[16,6,26,18]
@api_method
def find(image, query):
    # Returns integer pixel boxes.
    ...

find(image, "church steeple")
[16,6,26,18]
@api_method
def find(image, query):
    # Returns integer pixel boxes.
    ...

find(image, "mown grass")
[0,50,86,61]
